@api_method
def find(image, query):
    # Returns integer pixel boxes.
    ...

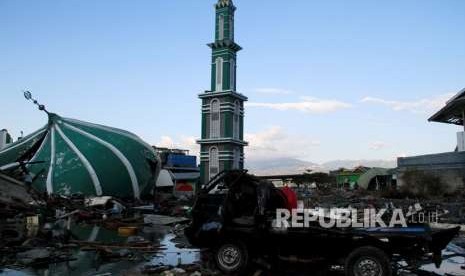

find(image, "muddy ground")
[1,188,465,276]
[1,219,464,276]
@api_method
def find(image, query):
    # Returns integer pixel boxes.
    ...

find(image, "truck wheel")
[345,246,392,276]
[215,241,249,274]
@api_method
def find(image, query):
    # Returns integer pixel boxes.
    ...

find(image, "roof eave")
[428,98,465,125]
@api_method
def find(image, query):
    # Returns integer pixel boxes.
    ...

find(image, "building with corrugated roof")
[153,146,199,197]
[397,88,465,191]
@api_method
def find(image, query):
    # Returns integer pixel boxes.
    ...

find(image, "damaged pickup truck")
[185,170,460,276]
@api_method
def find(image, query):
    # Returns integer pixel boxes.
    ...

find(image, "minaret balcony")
[208,40,242,51]
[197,137,248,146]
[199,90,248,101]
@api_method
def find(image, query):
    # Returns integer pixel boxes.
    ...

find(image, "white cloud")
[157,136,175,148]
[245,126,320,160]
[154,128,320,164]
[254,88,293,95]
[369,141,389,150]
[154,128,321,163]
[360,93,454,113]
[247,96,352,114]
[155,135,199,158]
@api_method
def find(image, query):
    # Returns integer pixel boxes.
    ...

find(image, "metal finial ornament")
[23,90,49,114]
[24,91,32,100]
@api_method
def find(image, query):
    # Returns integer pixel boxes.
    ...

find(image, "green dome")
[0,114,160,199]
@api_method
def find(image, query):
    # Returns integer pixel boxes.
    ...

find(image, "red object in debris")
[176,183,193,192]
[281,186,297,211]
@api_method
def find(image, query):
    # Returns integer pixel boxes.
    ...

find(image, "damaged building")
[0,110,161,199]
[397,88,465,192]
[330,166,396,190]
[153,147,199,198]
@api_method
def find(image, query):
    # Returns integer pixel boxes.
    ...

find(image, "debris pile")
[0,168,464,275]
[0,185,211,275]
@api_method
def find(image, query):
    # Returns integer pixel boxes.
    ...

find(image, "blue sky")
[1,0,464,164]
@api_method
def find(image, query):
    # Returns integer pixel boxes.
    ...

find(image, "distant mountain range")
[246,158,397,176]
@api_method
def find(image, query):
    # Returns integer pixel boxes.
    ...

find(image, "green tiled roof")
[0,113,160,199]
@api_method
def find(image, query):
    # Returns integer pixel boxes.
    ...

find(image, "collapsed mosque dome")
[0,113,161,199]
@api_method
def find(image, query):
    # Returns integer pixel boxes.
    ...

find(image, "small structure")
[330,166,370,189]
[357,167,396,190]
[330,166,395,190]
[153,147,199,197]
[155,169,175,191]
[172,172,200,198]
[397,88,465,191]
[0,129,12,150]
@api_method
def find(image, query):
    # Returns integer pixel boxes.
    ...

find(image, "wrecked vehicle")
[185,170,460,276]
